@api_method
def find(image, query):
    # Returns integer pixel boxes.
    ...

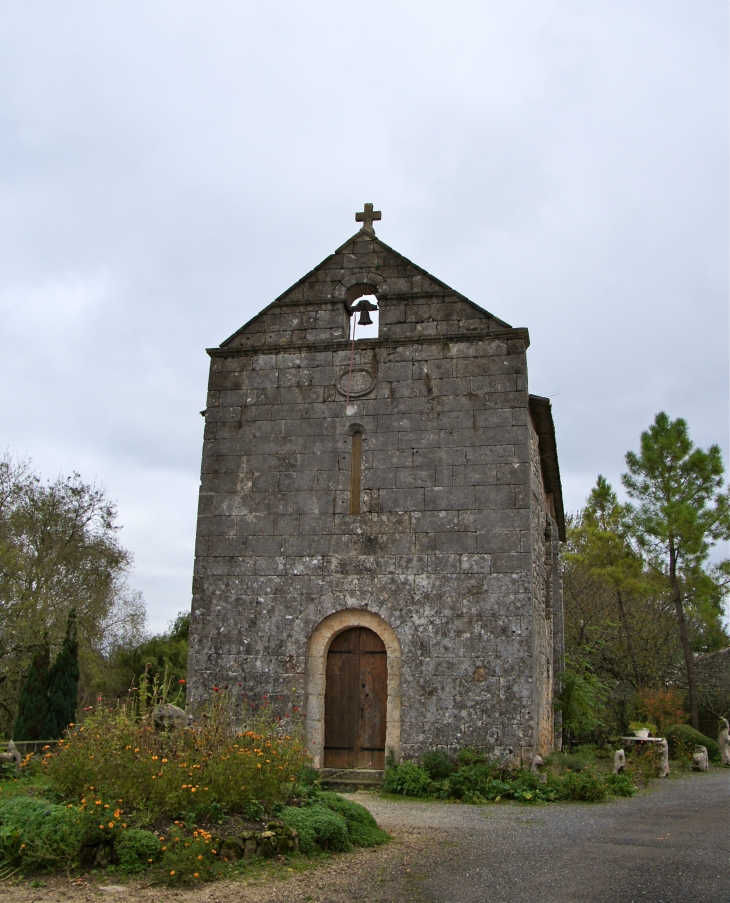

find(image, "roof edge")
[528,394,566,541]
[220,229,512,347]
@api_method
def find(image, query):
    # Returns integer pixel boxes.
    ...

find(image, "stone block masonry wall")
[189,326,542,763]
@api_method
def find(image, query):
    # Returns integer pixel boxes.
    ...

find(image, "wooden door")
[324,627,387,769]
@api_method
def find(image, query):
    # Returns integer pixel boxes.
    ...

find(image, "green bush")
[604,773,635,797]
[456,746,491,768]
[545,751,594,773]
[383,762,431,797]
[280,806,351,854]
[665,724,720,764]
[421,750,454,780]
[313,792,388,847]
[114,828,161,874]
[439,764,494,801]
[556,770,607,802]
[0,797,86,872]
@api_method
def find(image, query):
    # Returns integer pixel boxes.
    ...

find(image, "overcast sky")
[1,1,727,633]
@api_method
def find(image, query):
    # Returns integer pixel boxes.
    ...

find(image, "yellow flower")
[197,855,203,861]
[108,822,114,828]
[169,871,175,876]
[257,764,262,769]
[162,758,168,763]
[99,825,104,830]
[148,859,153,863]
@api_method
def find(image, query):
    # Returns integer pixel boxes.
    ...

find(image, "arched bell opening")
[345,283,379,341]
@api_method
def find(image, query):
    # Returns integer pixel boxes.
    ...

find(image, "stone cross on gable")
[355,203,381,234]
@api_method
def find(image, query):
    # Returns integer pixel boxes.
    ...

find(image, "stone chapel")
[187,205,565,769]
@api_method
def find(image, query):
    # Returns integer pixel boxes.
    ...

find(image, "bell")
[351,297,378,327]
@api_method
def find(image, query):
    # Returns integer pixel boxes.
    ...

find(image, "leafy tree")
[622,413,730,728]
[0,452,145,736]
[568,476,651,687]
[554,657,608,746]
[13,635,51,741]
[46,609,80,739]
[564,484,682,734]
[97,612,190,703]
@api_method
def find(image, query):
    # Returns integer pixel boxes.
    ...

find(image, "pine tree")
[623,413,730,728]
[46,609,80,739]
[13,635,51,741]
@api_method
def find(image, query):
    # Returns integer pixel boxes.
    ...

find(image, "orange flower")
[170,871,175,876]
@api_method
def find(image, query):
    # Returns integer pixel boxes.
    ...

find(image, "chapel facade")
[187,206,565,767]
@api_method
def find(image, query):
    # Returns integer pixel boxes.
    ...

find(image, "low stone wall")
[217,822,299,861]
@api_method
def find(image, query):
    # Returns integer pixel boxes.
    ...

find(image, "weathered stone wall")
[189,339,543,762]
[188,227,562,766]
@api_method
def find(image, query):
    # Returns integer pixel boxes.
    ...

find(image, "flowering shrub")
[157,824,219,884]
[44,688,307,824]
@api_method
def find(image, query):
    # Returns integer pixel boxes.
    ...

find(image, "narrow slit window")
[350,431,363,514]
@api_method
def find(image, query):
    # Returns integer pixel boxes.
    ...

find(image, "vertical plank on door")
[324,629,358,768]
[358,628,388,769]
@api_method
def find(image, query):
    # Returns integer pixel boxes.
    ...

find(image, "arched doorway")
[324,627,387,769]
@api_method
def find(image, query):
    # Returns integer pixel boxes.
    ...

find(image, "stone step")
[319,768,384,792]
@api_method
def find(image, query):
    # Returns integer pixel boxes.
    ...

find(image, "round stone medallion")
[336,368,376,397]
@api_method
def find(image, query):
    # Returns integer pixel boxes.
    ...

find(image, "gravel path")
[0,771,726,903]
[358,770,729,903]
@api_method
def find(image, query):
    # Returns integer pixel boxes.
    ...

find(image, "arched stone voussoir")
[304,609,402,768]
[333,273,391,301]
